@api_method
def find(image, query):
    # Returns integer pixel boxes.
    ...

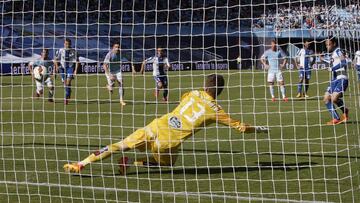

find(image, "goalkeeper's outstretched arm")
[216,111,268,133]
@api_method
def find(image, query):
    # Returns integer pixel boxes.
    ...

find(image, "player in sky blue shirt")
[322,38,349,125]
[103,41,126,106]
[296,40,314,98]
[261,39,288,102]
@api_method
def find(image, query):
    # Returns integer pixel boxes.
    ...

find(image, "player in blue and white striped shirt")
[261,40,288,102]
[140,48,171,102]
[296,40,314,98]
[323,38,349,125]
[54,38,79,105]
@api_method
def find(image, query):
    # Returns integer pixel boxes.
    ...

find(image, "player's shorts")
[106,72,123,87]
[60,66,74,80]
[154,76,168,87]
[326,78,348,94]
[356,65,360,81]
[267,71,284,82]
[123,119,179,166]
[35,77,53,94]
[299,69,311,80]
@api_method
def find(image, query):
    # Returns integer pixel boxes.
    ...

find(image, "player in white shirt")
[140,48,171,102]
[322,38,349,125]
[103,41,126,106]
[54,38,79,105]
[261,40,288,102]
[295,40,314,98]
[354,50,360,81]
[29,49,54,102]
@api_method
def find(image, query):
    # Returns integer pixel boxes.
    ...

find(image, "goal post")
[0,0,360,202]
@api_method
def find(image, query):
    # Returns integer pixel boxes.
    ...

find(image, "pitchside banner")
[1,61,230,75]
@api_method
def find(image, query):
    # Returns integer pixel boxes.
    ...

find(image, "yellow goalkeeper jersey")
[143,90,254,149]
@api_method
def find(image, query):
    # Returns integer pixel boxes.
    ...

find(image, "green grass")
[1,69,360,203]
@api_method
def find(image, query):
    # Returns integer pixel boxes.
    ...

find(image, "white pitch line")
[0,180,333,203]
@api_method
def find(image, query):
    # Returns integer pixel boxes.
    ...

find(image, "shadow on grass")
[1,143,358,160]
[125,161,317,175]
[72,161,317,177]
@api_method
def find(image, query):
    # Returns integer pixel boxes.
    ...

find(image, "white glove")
[255,126,269,133]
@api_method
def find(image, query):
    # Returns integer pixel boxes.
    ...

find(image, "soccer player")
[322,38,349,125]
[354,49,360,81]
[54,38,79,105]
[261,40,288,102]
[140,48,170,102]
[295,39,314,98]
[64,74,269,175]
[29,49,54,102]
[103,41,126,106]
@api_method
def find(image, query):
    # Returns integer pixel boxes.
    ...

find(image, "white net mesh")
[1,0,360,202]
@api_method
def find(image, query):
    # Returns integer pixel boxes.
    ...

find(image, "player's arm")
[103,53,110,75]
[280,50,287,69]
[140,57,154,75]
[216,109,268,133]
[53,50,60,75]
[74,51,80,75]
[260,53,269,70]
[164,57,171,70]
[29,61,34,80]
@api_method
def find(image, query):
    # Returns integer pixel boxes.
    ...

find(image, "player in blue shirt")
[140,48,171,102]
[261,40,288,102]
[103,41,126,106]
[296,40,314,98]
[322,38,349,125]
[54,38,79,105]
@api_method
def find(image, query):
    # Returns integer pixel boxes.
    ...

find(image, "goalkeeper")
[64,74,268,175]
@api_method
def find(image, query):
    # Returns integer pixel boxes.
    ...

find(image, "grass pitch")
[1,69,360,202]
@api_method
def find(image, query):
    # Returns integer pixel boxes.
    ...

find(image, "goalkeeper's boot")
[326,118,341,125]
[296,93,302,98]
[340,108,349,123]
[118,156,133,175]
[63,162,84,173]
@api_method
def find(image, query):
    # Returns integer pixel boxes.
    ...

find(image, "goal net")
[1,0,359,202]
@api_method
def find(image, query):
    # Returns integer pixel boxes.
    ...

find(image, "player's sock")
[65,87,71,99]
[297,83,303,94]
[305,83,309,94]
[79,143,122,166]
[48,90,54,98]
[325,102,340,120]
[269,85,275,98]
[335,99,345,113]
[163,87,168,100]
[280,85,286,99]
[118,86,124,101]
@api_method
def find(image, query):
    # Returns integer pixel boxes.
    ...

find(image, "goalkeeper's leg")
[63,141,129,173]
